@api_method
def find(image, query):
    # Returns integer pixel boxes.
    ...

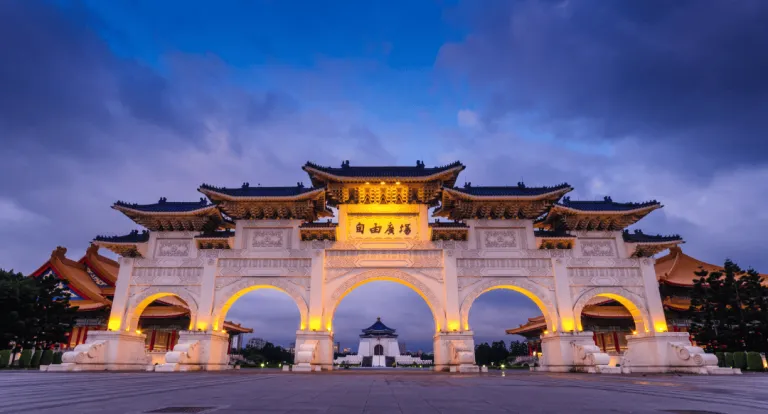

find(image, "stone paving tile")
[1,370,767,413]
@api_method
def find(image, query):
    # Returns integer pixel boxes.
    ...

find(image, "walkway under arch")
[325,269,446,332]
[572,287,650,334]
[459,279,557,332]
[125,287,199,332]
[211,278,309,332]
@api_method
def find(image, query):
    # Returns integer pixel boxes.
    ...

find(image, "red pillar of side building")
[148,330,157,351]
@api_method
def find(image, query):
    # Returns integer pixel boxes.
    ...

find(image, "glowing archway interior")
[462,285,555,332]
[326,276,443,333]
[213,285,307,332]
[128,293,193,332]
[576,293,648,333]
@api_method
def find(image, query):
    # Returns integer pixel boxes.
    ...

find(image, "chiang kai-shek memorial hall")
[55,161,735,374]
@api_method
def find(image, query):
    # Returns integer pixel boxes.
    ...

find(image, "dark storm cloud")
[439,0,768,170]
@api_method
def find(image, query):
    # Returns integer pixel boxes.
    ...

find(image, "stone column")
[193,259,218,331]
[110,257,135,331]
[639,258,667,333]
[296,249,334,371]
[442,250,460,332]
[551,258,575,332]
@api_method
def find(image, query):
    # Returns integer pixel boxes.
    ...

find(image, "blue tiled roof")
[534,230,575,238]
[94,230,149,243]
[304,160,465,178]
[195,230,235,239]
[300,221,338,228]
[558,196,661,211]
[449,182,571,197]
[429,220,468,228]
[623,229,682,243]
[114,198,213,213]
[362,317,396,333]
[200,183,321,197]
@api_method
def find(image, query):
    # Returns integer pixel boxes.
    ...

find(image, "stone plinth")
[537,331,613,373]
[157,330,230,372]
[294,330,334,371]
[434,331,478,372]
[622,332,740,374]
[50,331,148,371]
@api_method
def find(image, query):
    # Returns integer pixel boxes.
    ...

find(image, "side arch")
[325,269,446,332]
[125,287,199,332]
[211,278,309,332]
[572,287,650,333]
[459,278,558,332]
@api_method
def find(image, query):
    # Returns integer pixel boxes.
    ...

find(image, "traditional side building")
[52,160,736,374]
[508,244,767,355]
[31,242,251,352]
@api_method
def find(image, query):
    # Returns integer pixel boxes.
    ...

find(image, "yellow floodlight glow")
[196,322,208,331]
[135,329,142,335]
[561,318,575,332]
[543,330,549,335]
[380,181,385,185]
[448,321,460,332]
[107,318,121,331]
[654,322,668,333]
[395,181,401,185]
[309,317,322,331]
[365,182,370,185]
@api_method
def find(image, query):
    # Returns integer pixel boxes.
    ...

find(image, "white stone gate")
[55,161,733,374]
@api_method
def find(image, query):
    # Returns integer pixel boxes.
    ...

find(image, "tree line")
[474,340,529,366]
[688,259,768,353]
[235,341,294,365]
[0,269,78,350]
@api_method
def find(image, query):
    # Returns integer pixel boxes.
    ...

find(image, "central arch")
[459,278,558,332]
[325,269,446,332]
[211,278,309,332]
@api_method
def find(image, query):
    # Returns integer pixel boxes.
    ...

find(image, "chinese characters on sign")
[356,222,411,236]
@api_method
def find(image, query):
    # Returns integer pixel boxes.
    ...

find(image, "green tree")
[474,342,491,365]
[490,341,509,365]
[509,340,529,357]
[689,260,767,353]
[0,269,39,349]
[0,269,78,349]
[33,273,78,348]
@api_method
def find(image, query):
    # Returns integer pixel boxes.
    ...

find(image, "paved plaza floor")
[0,369,766,414]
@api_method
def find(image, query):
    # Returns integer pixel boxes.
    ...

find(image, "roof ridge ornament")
[341,160,350,168]
[242,182,250,189]
[517,181,526,188]
[158,197,167,204]
[604,196,613,202]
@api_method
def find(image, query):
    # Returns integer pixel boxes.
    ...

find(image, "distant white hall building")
[335,318,431,367]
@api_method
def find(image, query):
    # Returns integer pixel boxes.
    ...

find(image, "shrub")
[0,350,10,369]
[52,352,63,365]
[732,352,747,370]
[715,352,725,367]
[724,352,734,368]
[31,349,43,368]
[18,349,32,368]
[40,350,54,366]
[746,352,764,372]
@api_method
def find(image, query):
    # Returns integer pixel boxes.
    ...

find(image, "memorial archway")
[325,269,446,333]
[572,287,650,334]
[459,280,557,333]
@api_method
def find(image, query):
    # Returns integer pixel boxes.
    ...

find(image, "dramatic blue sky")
[2,0,767,351]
